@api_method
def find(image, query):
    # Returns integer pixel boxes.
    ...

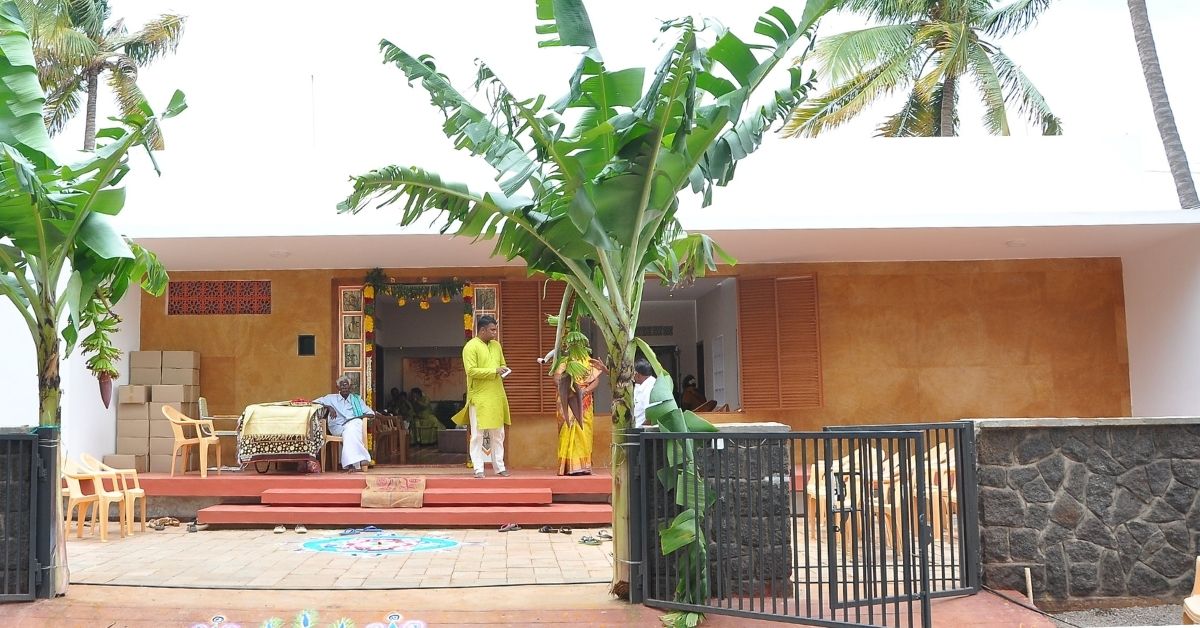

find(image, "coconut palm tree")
[1126,0,1198,209]
[16,0,185,151]
[339,0,839,613]
[783,0,1062,137]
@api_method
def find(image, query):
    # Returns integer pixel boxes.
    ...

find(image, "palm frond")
[379,41,538,196]
[105,56,163,149]
[966,43,1009,135]
[815,23,918,84]
[914,22,973,96]
[991,49,1061,135]
[981,0,1054,37]
[838,0,932,24]
[123,14,186,65]
[875,82,935,137]
[43,72,86,136]
[782,44,919,137]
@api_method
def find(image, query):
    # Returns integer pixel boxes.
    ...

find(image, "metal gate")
[0,430,39,603]
[633,428,941,628]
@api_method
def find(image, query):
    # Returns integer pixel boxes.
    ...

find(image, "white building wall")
[696,279,741,409]
[1123,227,1200,416]
[0,303,39,429]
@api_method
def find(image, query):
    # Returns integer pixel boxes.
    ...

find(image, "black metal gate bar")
[1,429,38,603]
[635,429,935,628]
[823,421,980,597]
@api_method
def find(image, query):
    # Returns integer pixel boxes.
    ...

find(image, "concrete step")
[197,503,612,527]
[260,487,553,506]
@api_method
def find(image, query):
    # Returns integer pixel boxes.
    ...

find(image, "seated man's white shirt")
[314,393,374,436]
[633,375,656,428]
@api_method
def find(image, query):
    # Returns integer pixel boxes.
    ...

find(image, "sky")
[47,0,1200,237]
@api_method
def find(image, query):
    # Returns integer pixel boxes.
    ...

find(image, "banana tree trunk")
[36,321,68,597]
[83,70,99,152]
[1127,0,1199,209]
[607,337,637,599]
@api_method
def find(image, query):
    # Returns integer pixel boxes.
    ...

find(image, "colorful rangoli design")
[301,534,459,556]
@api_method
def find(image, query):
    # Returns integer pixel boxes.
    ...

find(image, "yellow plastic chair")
[1183,557,1200,624]
[320,417,343,472]
[62,459,126,541]
[161,404,221,478]
[80,452,146,534]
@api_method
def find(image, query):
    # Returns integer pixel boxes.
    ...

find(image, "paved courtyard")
[67,523,613,589]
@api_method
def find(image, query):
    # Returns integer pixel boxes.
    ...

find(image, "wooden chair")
[713,403,730,412]
[62,459,126,541]
[161,405,221,478]
[694,399,718,412]
[1184,557,1200,624]
[320,417,343,472]
[80,452,146,534]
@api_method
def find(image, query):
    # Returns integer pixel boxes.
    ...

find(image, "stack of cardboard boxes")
[112,350,202,473]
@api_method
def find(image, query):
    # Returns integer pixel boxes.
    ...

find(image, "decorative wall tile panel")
[168,280,271,315]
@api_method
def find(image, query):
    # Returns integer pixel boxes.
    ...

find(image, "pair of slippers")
[273,525,308,534]
[499,523,522,532]
[338,525,381,535]
[579,530,613,545]
[537,525,571,535]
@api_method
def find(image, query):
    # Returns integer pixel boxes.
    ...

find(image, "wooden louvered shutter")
[499,281,542,413]
[737,275,822,409]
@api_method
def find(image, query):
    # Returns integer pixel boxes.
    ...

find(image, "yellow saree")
[556,363,601,476]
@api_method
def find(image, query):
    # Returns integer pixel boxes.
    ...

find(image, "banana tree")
[340,0,837,601]
[0,1,180,596]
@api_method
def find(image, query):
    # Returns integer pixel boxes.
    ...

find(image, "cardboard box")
[150,401,200,421]
[129,351,162,368]
[149,416,174,438]
[115,436,148,455]
[160,368,200,385]
[151,385,199,403]
[162,351,200,369]
[129,367,161,385]
[116,403,149,421]
[116,419,150,438]
[150,436,175,455]
[103,454,147,473]
[117,385,149,404]
[148,454,176,473]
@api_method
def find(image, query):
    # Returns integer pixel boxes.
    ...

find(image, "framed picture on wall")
[342,289,363,313]
[343,343,362,369]
[343,371,362,396]
[342,315,362,340]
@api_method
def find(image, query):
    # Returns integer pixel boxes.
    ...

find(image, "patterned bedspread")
[236,402,326,471]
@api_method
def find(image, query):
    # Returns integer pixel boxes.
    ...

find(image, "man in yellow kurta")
[461,314,511,478]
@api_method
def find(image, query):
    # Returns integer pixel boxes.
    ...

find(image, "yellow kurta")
[460,337,511,429]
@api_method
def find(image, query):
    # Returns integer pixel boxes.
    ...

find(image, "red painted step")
[139,472,611,498]
[197,503,612,527]
[260,487,552,506]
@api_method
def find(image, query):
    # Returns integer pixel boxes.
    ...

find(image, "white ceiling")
[137,222,1200,272]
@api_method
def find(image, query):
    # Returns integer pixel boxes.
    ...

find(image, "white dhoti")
[331,418,371,469]
[468,406,506,474]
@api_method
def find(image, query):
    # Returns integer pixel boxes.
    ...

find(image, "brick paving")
[66,522,613,589]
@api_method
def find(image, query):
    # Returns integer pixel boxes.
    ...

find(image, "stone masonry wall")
[978,424,1200,601]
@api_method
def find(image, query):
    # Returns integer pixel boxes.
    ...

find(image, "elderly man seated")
[314,376,374,472]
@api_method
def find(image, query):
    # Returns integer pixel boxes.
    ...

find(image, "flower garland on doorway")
[362,268,475,339]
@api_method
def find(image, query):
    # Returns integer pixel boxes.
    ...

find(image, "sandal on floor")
[579,536,601,546]
[596,529,612,540]
[474,471,485,479]
[339,528,361,536]
[559,527,572,535]
[295,525,307,534]
[273,525,286,534]
[537,525,559,534]
[363,525,381,532]
[499,523,521,532]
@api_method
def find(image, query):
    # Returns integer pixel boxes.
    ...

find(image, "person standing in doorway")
[632,358,657,428]
[460,315,511,478]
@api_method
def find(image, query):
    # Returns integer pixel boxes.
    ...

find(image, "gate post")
[625,428,645,604]
[34,426,58,599]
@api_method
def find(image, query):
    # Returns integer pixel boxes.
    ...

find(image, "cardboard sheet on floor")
[361,475,425,508]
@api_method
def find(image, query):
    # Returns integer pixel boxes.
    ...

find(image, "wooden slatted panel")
[499,281,542,414]
[776,275,822,408]
[737,278,782,409]
[537,281,568,413]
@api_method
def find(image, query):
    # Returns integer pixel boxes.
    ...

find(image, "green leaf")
[87,188,127,216]
[0,3,56,169]
[162,90,188,119]
[534,0,597,49]
[78,213,134,259]
[658,509,697,555]
[63,270,82,332]
[708,32,758,88]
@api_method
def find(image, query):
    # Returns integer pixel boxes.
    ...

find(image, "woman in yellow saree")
[554,354,607,476]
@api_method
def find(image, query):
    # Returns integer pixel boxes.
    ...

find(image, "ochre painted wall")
[141,259,1130,468]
